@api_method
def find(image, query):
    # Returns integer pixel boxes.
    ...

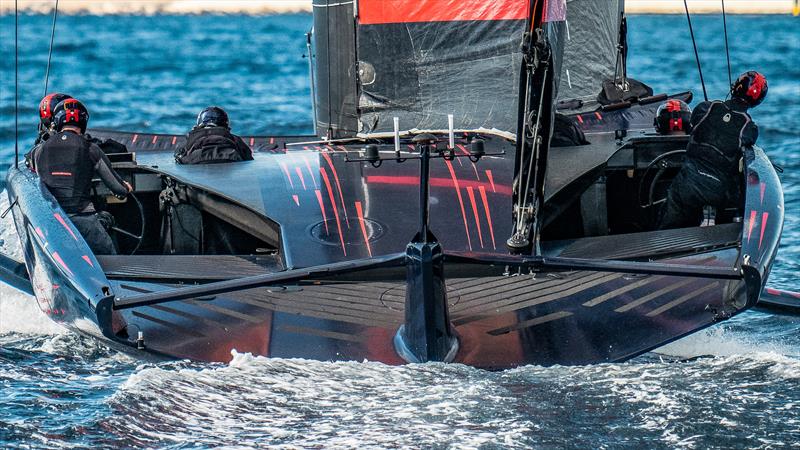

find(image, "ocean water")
[1,13,798,449]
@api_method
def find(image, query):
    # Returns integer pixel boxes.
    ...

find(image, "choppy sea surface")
[0,13,798,449]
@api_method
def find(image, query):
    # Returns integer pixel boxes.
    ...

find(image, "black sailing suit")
[658,99,758,229]
[174,126,253,164]
[34,131,130,255]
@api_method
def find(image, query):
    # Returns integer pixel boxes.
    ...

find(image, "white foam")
[654,320,794,359]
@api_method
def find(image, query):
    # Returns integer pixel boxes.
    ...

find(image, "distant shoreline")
[1,0,796,15]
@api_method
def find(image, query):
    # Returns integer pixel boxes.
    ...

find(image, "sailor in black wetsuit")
[658,71,768,229]
[175,106,253,164]
[34,99,132,255]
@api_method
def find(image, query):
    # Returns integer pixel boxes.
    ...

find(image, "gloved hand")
[97,211,115,230]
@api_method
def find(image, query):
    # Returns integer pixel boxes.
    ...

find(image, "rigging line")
[43,0,60,97]
[14,0,19,168]
[683,0,708,102]
[721,0,733,91]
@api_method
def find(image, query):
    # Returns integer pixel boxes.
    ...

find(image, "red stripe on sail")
[355,201,373,258]
[445,159,472,250]
[302,155,319,189]
[485,170,496,193]
[295,167,307,190]
[747,210,757,242]
[466,186,484,248]
[292,194,300,206]
[365,175,511,196]
[320,168,346,255]
[759,212,769,249]
[478,186,496,249]
[279,162,294,189]
[359,0,529,24]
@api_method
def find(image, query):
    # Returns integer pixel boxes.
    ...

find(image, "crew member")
[34,98,132,255]
[26,93,74,169]
[659,71,767,229]
[175,106,253,164]
[654,99,692,135]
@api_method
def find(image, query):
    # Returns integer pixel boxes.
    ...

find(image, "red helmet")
[52,98,90,133]
[731,71,767,107]
[39,93,73,129]
[655,99,692,134]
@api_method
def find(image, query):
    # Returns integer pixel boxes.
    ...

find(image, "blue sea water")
[0,13,798,449]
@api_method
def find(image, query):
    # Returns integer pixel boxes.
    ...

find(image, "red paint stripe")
[82,255,94,267]
[132,134,138,143]
[766,287,781,296]
[444,159,472,250]
[250,137,255,146]
[747,210,757,242]
[466,186,484,248]
[270,137,275,144]
[172,136,177,145]
[50,172,72,176]
[52,252,74,276]
[302,155,319,188]
[320,168,346,255]
[359,0,528,24]
[295,167,307,190]
[759,212,769,249]
[594,112,603,120]
[321,152,350,228]
[152,135,158,144]
[54,213,78,241]
[292,194,300,206]
[355,201,373,258]
[35,227,45,240]
[457,144,481,179]
[315,189,329,234]
[760,182,766,205]
[279,162,294,189]
[366,175,511,196]
[478,186,496,249]
[485,170,497,192]
[576,115,584,124]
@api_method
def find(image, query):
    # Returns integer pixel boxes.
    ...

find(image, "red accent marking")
[791,292,800,299]
[666,100,682,112]
[54,213,78,241]
[576,115,584,124]
[445,159,472,250]
[355,201,373,258]
[51,252,74,276]
[50,172,72,176]
[478,186,496,249]
[250,137,255,146]
[171,136,177,145]
[151,136,158,144]
[270,137,275,144]
[747,73,766,102]
[457,144,481,179]
[670,118,683,131]
[82,255,94,267]
[358,0,529,24]
[485,170,497,193]
[132,134,138,143]
[766,287,781,296]
[302,155,319,188]
[337,145,348,152]
[760,182,766,205]
[294,167,307,190]
[320,168,346,255]
[279,162,294,189]
[466,186,484,248]
[594,112,603,120]
[314,190,329,234]
[321,152,350,228]
[365,175,511,196]
[759,212,769,249]
[747,210,757,242]
[292,194,300,206]
[35,227,45,239]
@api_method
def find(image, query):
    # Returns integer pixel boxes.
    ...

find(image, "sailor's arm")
[90,144,131,197]
[690,101,711,128]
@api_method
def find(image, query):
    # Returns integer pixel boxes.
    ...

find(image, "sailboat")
[0,0,789,368]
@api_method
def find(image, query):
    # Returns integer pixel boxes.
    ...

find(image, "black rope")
[14,0,19,168]
[721,0,733,90]
[43,0,60,97]
[683,0,708,102]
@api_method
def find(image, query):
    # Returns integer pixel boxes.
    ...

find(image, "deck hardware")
[136,331,145,350]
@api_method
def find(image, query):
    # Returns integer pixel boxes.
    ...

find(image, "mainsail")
[556,0,625,104]
[313,0,536,139]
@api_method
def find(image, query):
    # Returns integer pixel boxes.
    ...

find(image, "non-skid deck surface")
[98,254,283,281]
[555,223,741,260]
